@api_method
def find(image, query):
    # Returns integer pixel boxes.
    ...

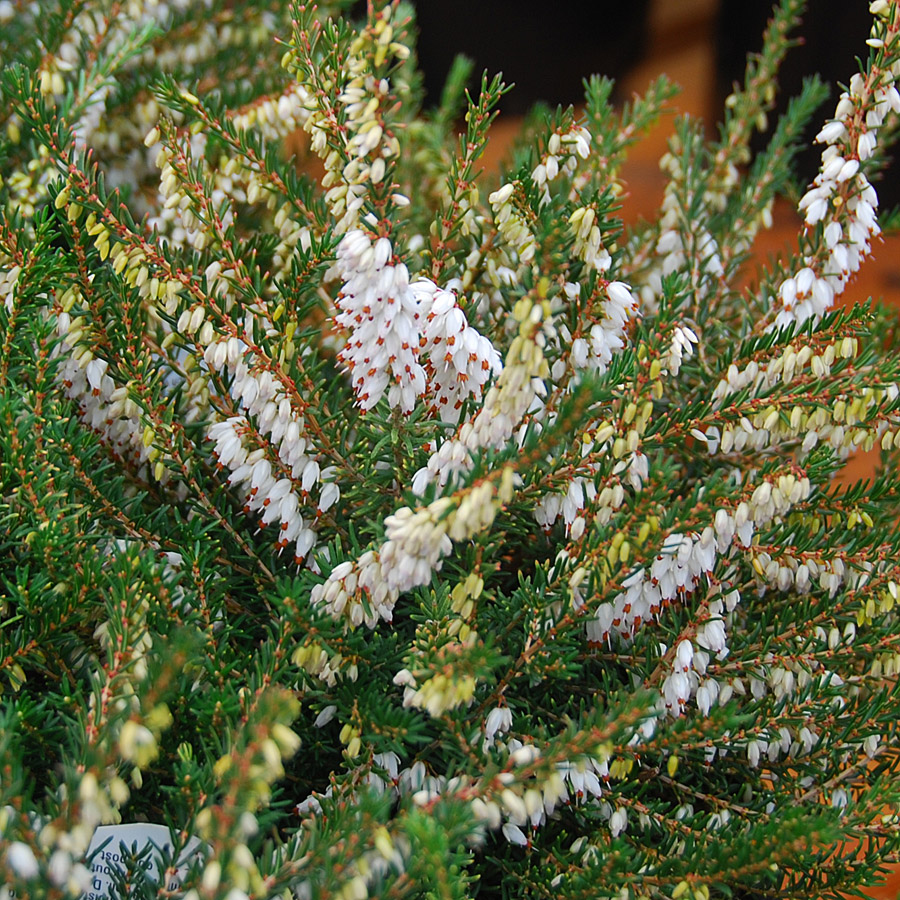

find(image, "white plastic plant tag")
[83,823,204,899]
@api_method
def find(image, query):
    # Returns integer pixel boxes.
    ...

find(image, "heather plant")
[3,1,900,898]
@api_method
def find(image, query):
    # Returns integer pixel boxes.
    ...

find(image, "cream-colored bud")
[119,720,158,768]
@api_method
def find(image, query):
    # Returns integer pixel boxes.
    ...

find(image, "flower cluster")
[410,293,556,499]
[294,726,637,860]
[290,4,410,234]
[709,334,896,459]
[149,132,216,252]
[567,279,641,374]
[313,467,516,629]
[205,339,332,565]
[637,138,726,315]
[531,125,592,204]
[333,229,501,417]
[488,181,538,264]
[774,43,900,327]
[417,280,504,421]
[488,124,592,270]
[52,285,157,477]
[568,205,612,274]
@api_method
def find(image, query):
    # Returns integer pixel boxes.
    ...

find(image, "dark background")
[410,1,870,114]
[403,1,895,203]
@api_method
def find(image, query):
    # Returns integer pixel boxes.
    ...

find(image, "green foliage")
[2,1,900,898]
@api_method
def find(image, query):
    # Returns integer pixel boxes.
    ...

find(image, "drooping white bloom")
[413,301,551,494]
[773,62,896,327]
[665,325,699,376]
[569,206,611,273]
[1,259,21,313]
[501,823,529,846]
[417,281,503,422]
[483,705,514,751]
[489,181,537,263]
[609,807,628,838]
[205,346,324,564]
[532,124,591,206]
[53,310,154,479]
[314,705,338,728]
[6,841,40,879]
[577,280,641,374]
[333,230,500,419]
[334,230,427,413]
